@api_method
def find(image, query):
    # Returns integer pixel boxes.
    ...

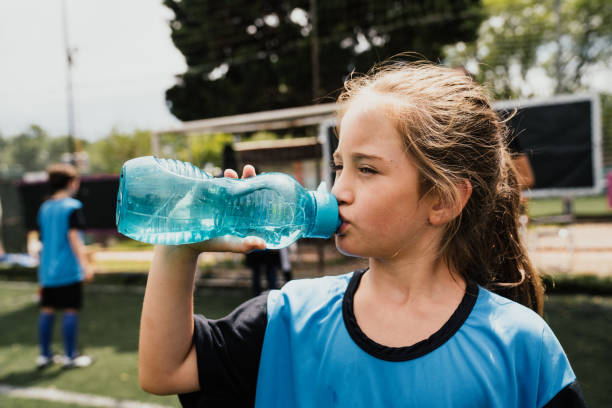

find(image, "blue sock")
[62,313,79,359]
[38,312,55,358]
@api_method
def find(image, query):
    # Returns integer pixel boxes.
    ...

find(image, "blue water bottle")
[115,156,340,249]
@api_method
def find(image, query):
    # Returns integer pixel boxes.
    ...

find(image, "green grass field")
[0,395,101,408]
[0,282,610,407]
[528,195,612,218]
[0,282,251,408]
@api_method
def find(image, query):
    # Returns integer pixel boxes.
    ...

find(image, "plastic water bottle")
[115,156,340,249]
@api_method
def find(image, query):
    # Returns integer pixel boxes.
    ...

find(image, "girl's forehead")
[337,101,404,151]
[339,93,403,132]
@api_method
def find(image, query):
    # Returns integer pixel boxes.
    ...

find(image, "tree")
[187,133,235,168]
[163,0,484,121]
[443,0,612,99]
[0,126,88,175]
[3,125,52,173]
[86,129,153,174]
[0,132,7,171]
[84,129,235,173]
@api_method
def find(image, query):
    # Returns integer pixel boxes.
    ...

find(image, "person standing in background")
[36,163,94,369]
[245,248,280,296]
[279,246,292,284]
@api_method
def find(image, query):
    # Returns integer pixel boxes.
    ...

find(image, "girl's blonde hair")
[338,60,544,315]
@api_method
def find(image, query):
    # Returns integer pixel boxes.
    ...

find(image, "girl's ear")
[428,179,472,226]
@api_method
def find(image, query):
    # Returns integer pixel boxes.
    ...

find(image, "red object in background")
[607,171,612,208]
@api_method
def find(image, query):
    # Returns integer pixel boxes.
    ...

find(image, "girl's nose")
[331,174,353,205]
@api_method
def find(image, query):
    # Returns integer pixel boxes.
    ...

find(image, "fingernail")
[247,237,264,247]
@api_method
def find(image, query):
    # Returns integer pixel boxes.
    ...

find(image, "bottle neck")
[305,191,318,237]
[305,190,340,239]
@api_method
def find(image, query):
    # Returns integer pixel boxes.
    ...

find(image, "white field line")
[0,383,173,408]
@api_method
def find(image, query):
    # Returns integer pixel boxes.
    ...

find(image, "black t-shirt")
[69,208,86,229]
[178,294,267,407]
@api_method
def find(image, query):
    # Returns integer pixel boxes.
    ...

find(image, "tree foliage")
[163,0,484,120]
[443,0,612,99]
[0,126,75,174]
[0,125,237,176]
[86,129,153,174]
[85,129,235,173]
[186,133,235,168]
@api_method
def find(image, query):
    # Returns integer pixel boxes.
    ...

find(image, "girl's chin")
[334,236,365,258]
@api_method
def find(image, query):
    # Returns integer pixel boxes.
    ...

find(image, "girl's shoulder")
[63,197,83,209]
[283,271,355,291]
[267,270,358,315]
[472,287,578,406]
[42,196,82,210]
[471,286,550,342]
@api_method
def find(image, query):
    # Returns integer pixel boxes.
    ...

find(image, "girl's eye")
[330,163,343,172]
[359,167,376,174]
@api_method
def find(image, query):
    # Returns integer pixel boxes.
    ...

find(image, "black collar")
[342,268,479,362]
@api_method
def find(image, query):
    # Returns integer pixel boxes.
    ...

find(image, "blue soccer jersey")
[179,269,584,407]
[37,197,85,287]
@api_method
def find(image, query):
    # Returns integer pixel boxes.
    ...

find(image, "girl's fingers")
[194,164,261,253]
[224,169,239,178]
[242,236,266,252]
[194,236,266,253]
[224,165,256,179]
[242,164,256,179]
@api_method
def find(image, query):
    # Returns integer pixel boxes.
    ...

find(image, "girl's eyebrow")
[352,153,384,162]
[333,151,385,162]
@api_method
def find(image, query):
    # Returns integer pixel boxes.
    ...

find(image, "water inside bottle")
[116,159,316,248]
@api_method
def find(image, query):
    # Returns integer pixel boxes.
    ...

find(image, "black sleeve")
[69,208,86,229]
[178,293,268,408]
[543,381,586,408]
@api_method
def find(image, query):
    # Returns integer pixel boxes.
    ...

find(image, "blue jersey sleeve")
[537,323,584,407]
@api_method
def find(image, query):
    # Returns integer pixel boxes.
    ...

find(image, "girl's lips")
[337,221,350,234]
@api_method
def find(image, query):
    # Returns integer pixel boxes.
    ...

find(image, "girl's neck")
[366,251,466,306]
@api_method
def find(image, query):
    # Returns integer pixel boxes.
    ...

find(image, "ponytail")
[481,150,543,315]
[442,127,544,315]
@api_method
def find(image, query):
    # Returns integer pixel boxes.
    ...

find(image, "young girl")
[138,61,584,407]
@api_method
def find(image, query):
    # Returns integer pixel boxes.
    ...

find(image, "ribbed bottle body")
[116,157,315,248]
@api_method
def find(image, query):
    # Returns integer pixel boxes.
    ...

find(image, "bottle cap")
[308,182,341,238]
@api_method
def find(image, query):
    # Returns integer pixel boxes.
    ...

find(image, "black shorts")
[40,282,83,310]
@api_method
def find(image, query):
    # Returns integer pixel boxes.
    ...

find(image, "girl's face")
[331,99,434,260]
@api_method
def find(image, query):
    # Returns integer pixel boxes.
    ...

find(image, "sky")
[0,0,186,141]
[1,1,610,143]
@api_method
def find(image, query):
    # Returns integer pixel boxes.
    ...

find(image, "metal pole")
[310,0,320,102]
[554,0,563,94]
[62,0,77,163]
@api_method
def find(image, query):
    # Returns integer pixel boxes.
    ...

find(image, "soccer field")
[0,281,610,407]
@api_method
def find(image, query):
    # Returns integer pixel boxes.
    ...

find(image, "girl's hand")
[83,265,95,283]
[169,164,266,256]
